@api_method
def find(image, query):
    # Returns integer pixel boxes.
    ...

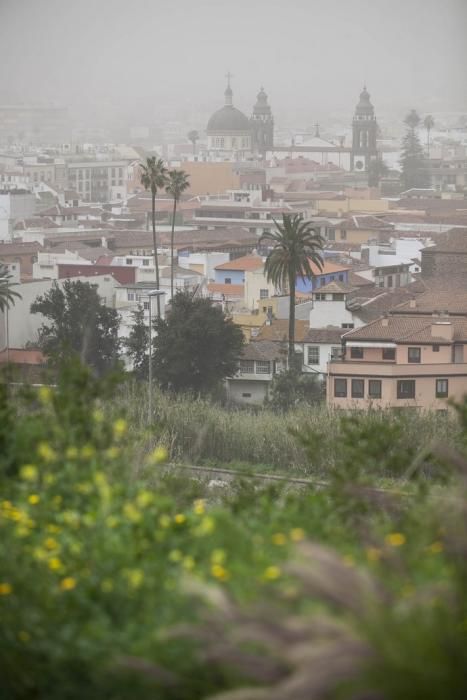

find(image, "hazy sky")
[1,0,466,128]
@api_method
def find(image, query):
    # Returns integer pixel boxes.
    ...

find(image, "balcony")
[328,360,467,377]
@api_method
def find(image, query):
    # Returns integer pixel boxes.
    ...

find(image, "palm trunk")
[151,189,161,318]
[170,197,177,300]
[288,266,296,369]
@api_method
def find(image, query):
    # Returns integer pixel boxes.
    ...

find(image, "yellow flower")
[38,385,53,404]
[44,473,56,486]
[37,442,56,463]
[48,557,63,571]
[19,464,38,481]
[1,500,12,511]
[28,494,40,505]
[18,630,30,642]
[211,564,229,581]
[65,446,79,460]
[385,532,406,547]
[136,490,153,508]
[263,566,281,581]
[272,533,287,546]
[0,583,12,596]
[113,418,127,438]
[148,445,169,464]
[60,577,76,591]
[105,515,119,528]
[46,524,61,534]
[15,525,31,538]
[101,578,114,593]
[427,541,443,554]
[290,527,306,542]
[125,568,144,589]
[193,499,206,515]
[92,409,104,423]
[7,507,24,521]
[80,445,95,460]
[105,446,120,460]
[159,514,171,529]
[174,513,186,525]
[44,537,59,550]
[32,547,47,561]
[366,547,382,562]
[343,555,355,568]
[69,541,82,556]
[182,556,195,571]
[62,510,79,527]
[194,516,215,536]
[123,502,142,524]
[75,482,93,495]
[169,549,183,562]
[210,549,226,565]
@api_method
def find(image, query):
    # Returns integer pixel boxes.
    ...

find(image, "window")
[225,278,232,284]
[259,289,269,299]
[368,379,382,399]
[341,229,347,240]
[333,293,345,301]
[382,348,396,360]
[436,378,448,398]
[241,393,252,398]
[240,360,254,374]
[315,293,325,301]
[334,378,347,397]
[397,380,415,399]
[350,346,364,359]
[126,258,133,265]
[338,274,344,282]
[342,323,354,329]
[408,347,421,363]
[143,301,150,310]
[142,259,150,266]
[453,344,464,363]
[351,379,364,398]
[331,346,341,360]
[127,292,135,301]
[256,360,271,374]
[432,344,440,352]
[307,346,320,365]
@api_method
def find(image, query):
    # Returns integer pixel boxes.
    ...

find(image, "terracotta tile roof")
[343,314,467,344]
[304,326,345,344]
[255,319,308,343]
[241,341,283,361]
[422,227,467,254]
[314,280,353,294]
[347,283,428,323]
[392,289,467,316]
[0,348,45,365]
[348,271,374,287]
[207,283,244,297]
[335,215,394,231]
[215,255,264,272]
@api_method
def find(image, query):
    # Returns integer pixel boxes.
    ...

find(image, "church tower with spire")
[351,86,378,171]
[250,87,274,156]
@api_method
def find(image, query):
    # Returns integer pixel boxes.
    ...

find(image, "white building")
[0,189,36,242]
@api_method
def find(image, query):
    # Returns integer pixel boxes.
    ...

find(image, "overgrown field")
[123,382,461,478]
[1,366,466,700]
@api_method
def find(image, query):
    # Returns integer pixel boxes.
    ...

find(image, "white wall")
[309,299,356,328]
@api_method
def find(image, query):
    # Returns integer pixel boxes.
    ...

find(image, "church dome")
[207,105,250,132]
[355,85,374,116]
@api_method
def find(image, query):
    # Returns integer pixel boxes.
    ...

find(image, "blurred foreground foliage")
[0,360,466,699]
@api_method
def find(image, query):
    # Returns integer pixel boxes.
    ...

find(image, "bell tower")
[250,87,274,157]
[351,86,378,171]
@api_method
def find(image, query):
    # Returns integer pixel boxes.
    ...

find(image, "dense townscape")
[1,1,467,698]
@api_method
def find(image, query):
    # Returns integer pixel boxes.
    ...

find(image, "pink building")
[327,313,467,411]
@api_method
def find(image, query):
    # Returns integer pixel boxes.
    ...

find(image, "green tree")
[166,169,190,299]
[267,367,323,411]
[139,156,168,317]
[0,264,21,311]
[152,291,244,394]
[124,304,149,379]
[30,279,120,374]
[424,114,435,157]
[261,214,324,367]
[187,130,199,155]
[368,158,389,187]
[400,110,430,190]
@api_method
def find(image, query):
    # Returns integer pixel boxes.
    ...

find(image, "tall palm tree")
[187,130,199,156]
[0,265,21,312]
[261,214,324,367]
[139,156,168,317]
[166,169,190,299]
[424,115,435,157]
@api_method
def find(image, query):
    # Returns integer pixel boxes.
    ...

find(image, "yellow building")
[181,161,241,196]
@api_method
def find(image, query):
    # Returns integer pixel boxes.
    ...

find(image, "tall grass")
[121,383,461,476]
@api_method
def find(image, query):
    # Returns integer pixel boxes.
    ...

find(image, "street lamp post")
[147,289,162,423]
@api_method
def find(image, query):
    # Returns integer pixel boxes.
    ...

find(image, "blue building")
[295,261,350,294]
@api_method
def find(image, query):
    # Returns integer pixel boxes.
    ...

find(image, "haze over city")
[1,0,466,127]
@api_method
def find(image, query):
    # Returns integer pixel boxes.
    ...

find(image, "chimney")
[381,314,389,327]
[431,312,453,340]
[409,297,416,308]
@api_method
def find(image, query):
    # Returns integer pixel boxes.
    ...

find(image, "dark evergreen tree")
[152,292,244,394]
[124,305,149,379]
[400,110,430,190]
[30,279,121,374]
[367,159,389,187]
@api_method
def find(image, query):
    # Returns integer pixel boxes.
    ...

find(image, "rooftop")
[255,319,309,343]
[215,255,264,272]
[343,314,467,344]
